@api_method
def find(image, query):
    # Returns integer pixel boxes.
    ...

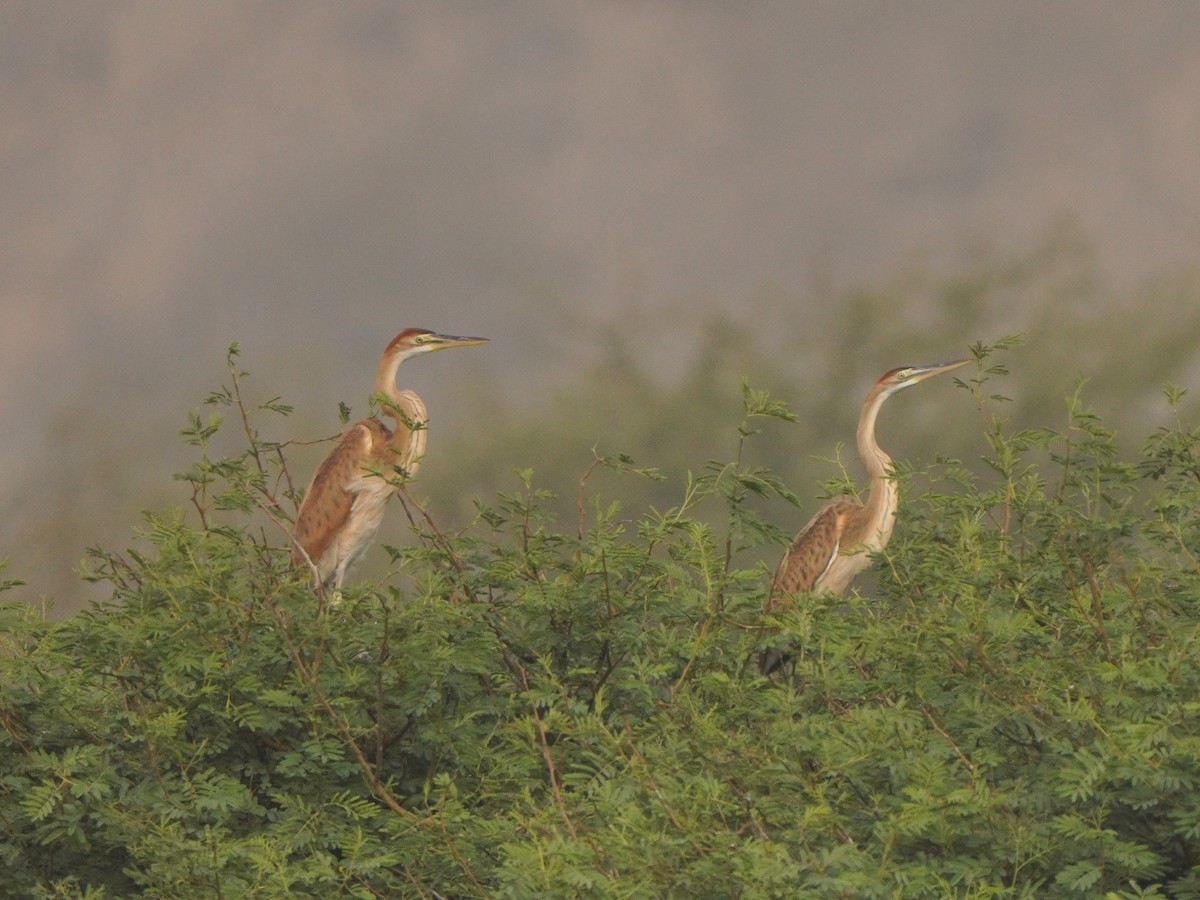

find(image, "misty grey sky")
[3,1,1200,601]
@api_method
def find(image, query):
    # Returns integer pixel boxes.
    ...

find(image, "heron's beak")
[909,358,970,383]
[430,333,489,349]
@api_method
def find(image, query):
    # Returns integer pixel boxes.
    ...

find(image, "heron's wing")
[768,495,862,607]
[291,421,387,569]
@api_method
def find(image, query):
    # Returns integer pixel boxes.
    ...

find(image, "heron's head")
[876,358,970,397]
[385,328,489,360]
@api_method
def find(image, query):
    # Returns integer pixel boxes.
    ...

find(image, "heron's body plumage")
[290,329,484,590]
[761,358,968,674]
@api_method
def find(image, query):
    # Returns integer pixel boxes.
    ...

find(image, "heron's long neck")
[374,351,406,406]
[373,352,418,429]
[373,350,427,472]
[855,386,898,542]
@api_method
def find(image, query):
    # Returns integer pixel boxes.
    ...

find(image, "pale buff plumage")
[761,359,968,674]
[291,328,487,590]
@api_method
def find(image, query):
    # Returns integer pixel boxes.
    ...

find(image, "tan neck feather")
[852,383,899,546]
[373,349,427,472]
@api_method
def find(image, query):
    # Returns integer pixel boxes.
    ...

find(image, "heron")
[760,358,969,674]
[290,328,488,590]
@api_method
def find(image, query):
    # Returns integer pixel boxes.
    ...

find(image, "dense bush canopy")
[3,338,1200,897]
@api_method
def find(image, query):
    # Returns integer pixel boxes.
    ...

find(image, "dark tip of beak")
[435,334,489,346]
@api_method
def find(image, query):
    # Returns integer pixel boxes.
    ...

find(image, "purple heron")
[290,328,488,590]
[760,358,969,674]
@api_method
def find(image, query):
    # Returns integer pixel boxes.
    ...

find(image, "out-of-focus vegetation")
[5,335,1200,895]
[425,228,1200,584]
[7,227,1200,615]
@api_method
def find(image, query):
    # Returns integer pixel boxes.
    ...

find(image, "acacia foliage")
[3,339,1200,898]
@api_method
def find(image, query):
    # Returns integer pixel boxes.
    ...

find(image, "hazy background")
[4,1,1200,612]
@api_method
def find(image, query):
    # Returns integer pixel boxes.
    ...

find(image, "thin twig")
[577,457,604,541]
[397,486,466,575]
[516,662,578,840]
[922,707,976,777]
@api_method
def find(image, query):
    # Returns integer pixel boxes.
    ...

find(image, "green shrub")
[3,338,1200,897]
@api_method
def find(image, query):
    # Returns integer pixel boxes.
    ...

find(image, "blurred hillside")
[2,3,1200,610]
